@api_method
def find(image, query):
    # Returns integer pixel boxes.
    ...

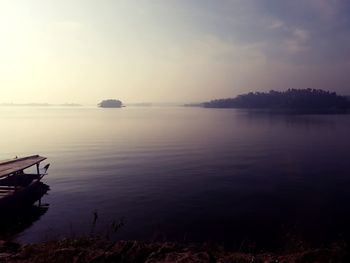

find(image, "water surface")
[1,106,350,251]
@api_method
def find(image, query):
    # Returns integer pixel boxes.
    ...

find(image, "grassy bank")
[0,237,348,263]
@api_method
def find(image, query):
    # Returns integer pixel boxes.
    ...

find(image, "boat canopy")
[0,155,46,179]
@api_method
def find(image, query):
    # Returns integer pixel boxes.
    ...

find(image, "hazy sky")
[1,0,350,103]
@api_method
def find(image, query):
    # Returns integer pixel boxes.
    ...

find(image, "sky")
[1,0,350,104]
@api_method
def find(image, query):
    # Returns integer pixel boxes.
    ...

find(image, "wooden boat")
[0,155,50,209]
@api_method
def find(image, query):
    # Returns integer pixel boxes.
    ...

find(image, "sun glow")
[0,0,349,104]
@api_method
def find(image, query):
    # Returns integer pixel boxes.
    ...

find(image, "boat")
[0,155,50,209]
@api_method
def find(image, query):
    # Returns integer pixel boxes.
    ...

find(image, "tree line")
[202,89,350,110]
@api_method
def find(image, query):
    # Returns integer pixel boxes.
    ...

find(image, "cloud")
[284,28,310,54]
[309,0,339,20]
[267,19,285,30]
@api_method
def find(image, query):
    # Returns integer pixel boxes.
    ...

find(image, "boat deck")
[0,155,46,179]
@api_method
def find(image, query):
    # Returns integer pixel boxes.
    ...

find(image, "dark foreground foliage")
[203,89,350,110]
[0,238,349,263]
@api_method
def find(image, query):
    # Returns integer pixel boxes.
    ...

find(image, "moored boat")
[0,155,50,209]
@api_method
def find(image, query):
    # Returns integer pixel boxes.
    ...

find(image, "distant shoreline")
[0,103,82,107]
[188,107,350,115]
[191,89,350,113]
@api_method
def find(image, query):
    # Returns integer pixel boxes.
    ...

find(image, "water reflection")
[237,109,337,129]
[1,107,350,251]
[0,183,50,240]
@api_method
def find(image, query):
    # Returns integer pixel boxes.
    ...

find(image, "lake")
[1,106,350,251]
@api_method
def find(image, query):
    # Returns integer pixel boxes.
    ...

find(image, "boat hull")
[0,180,49,210]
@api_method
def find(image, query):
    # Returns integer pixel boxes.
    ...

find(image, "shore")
[0,238,348,263]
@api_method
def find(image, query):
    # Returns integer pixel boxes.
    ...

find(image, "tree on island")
[98,99,123,108]
[202,89,350,110]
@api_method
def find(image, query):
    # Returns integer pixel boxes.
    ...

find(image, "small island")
[201,89,350,112]
[98,99,123,108]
